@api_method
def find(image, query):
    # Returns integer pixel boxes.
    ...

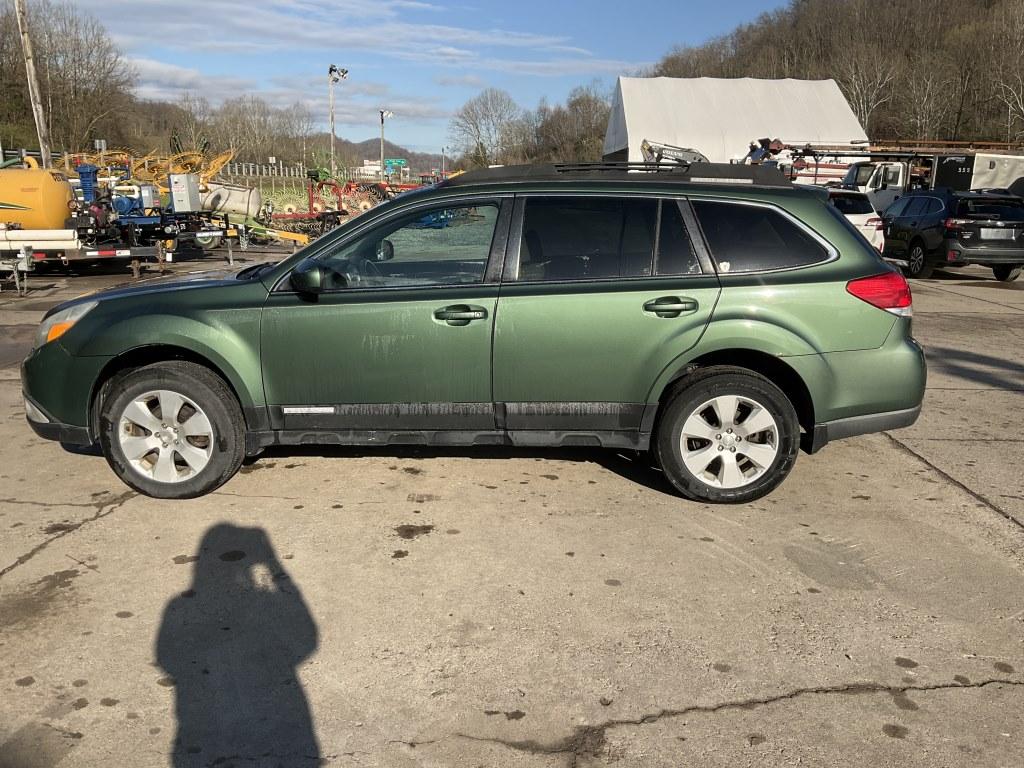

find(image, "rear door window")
[903,197,929,217]
[516,197,657,281]
[691,200,828,273]
[884,198,910,218]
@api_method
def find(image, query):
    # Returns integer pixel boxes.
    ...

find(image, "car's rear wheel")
[993,265,1022,282]
[656,367,800,504]
[98,361,244,499]
[905,240,933,279]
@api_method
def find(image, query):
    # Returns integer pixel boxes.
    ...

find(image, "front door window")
[317,203,499,289]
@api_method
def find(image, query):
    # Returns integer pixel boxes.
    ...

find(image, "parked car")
[826,188,883,251]
[880,189,1024,280]
[22,162,926,503]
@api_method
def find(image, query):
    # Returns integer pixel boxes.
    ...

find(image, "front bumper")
[24,394,93,445]
[21,341,110,445]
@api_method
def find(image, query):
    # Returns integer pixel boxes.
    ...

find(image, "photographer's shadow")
[156,524,319,767]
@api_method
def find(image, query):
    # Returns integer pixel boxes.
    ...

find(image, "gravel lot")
[0,257,1022,767]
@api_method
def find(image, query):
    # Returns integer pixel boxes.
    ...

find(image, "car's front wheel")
[655,367,800,504]
[98,361,245,499]
[993,265,1022,282]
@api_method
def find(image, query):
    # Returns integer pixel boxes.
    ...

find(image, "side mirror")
[290,260,325,294]
[375,239,394,261]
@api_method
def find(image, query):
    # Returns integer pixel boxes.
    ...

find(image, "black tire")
[98,361,245,499]
[655,367,800,504]
[194,234,222,252]
[993,265,1022,282]
[905,240,933,279]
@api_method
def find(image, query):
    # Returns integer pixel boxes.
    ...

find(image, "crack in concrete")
[884,432,1024,531]
[0,491,136,580]
[458,678,1024,766]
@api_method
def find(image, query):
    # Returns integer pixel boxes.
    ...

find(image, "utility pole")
[379,109,393,182]
[441,146,446,177]
[14,0,51,168]
[327,65,347,179]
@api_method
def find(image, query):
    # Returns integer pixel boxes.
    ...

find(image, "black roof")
[444,162,792,189]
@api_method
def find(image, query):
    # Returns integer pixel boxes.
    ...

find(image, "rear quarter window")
[691,200,829,273]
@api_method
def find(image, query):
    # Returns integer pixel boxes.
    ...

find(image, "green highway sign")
[385,158,407,167]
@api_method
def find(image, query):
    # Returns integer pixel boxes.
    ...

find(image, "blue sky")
[78,0,784,153]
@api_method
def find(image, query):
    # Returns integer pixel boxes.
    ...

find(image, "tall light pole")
[441,146,446,177]
[379,109,393,182]
[328,65,348,179]
[14,0,51,168]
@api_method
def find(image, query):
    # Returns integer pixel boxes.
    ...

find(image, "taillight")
[846,272,913,317]
[944,217,970,230]
[866,216,883,231]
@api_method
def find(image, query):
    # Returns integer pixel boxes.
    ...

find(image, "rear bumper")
[942,239,1024,266]
[804,405,921,453]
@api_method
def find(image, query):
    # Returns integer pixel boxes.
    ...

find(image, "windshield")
[955,197,1024,221]
[829,193,874,215]
[843,164,874,187]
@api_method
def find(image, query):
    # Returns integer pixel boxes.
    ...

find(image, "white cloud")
[435,74,486,88]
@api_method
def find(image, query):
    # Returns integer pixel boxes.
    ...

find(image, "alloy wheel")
[909,245,925,275]
[117,389,214,483]
[679,394,780,489]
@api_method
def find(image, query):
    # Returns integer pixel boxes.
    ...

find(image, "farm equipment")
[261,171,399,239]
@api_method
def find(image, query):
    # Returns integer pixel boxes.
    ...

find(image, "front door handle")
[434,304,488,326]
[643,296,698,318]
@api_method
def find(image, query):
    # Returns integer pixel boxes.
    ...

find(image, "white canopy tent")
[603,76,868,163]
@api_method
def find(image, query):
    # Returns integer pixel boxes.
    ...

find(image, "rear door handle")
[434,304,488,326]
[643,296,698,317]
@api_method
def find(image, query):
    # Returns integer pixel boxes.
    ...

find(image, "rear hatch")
[946,196,1024,250]
[828,190,882,246]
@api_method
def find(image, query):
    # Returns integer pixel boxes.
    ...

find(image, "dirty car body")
[22,162,926,503]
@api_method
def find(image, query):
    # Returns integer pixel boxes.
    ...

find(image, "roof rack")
[444,161,792,188]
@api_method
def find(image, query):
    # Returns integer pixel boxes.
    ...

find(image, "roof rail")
[445,161,791,188]
[551,161,690,173]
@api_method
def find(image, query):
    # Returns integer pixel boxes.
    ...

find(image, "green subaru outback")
[21,163,925,503]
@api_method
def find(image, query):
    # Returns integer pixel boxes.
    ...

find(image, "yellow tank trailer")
[0,157,75,230]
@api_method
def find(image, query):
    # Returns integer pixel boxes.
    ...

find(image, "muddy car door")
[260,197,511,435]
[491,195,719,443]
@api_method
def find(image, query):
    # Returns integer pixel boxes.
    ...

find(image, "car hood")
[44,265,250,318]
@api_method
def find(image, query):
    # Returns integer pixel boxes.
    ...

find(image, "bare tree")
[30,0,134,151]
[449,88,523,166]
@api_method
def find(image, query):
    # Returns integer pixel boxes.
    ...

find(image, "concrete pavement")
[0,263,1022,767]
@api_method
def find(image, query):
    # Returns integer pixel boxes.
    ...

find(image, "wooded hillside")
[654,0,1024,143]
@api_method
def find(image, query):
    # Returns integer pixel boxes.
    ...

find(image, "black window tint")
[829,193,873,215]
[691,200,827,273]
[517,197,656,281]
[904,197,929,217]
[926,198,945,215]
[655,201,700,275]
[885,198,910,218]
[955,197,1024,221]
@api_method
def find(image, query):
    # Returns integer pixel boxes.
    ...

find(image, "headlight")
[34,301,97,349]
